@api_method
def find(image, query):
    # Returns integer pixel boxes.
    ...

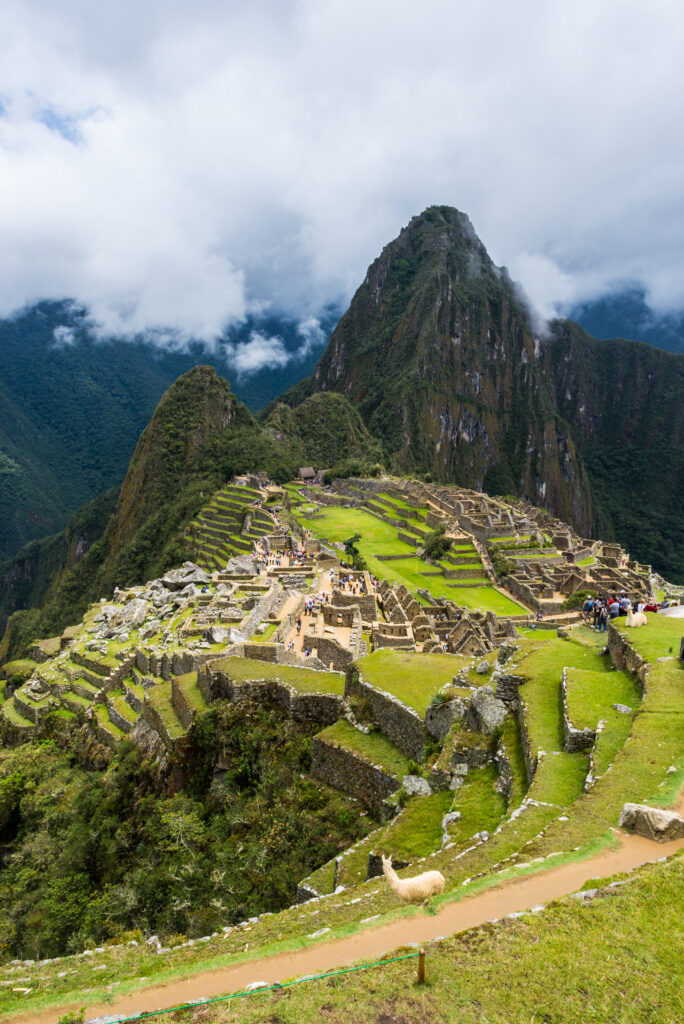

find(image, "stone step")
[61,691,94,716]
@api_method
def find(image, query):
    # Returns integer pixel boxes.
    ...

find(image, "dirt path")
[18,829,684,1024]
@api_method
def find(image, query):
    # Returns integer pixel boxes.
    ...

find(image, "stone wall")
[561,668,596,753]
[303,633,355,672]
[397,531,419,547]
[106,699,134,734]
[493,670,526,704]
[311,735,400,816]
[332,589,377,620]
[607,624,647,693]
[196,664,343,725]
[516,696,536,781]
[347,672,426,760]
[171,678,195,730]
[141,699,178,751]
[494,738,514,800]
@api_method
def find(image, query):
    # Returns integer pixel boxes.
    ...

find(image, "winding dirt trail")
[16,828,684,1024]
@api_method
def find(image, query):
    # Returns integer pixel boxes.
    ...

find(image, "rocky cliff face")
[287,206,684,578]
[309,206,593,531]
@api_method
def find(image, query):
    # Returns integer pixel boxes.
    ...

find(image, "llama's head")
[381,854,392,870]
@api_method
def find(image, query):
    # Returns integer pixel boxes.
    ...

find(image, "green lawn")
[357,649,471,715]
[564,667,641,776]
[294,505,525,614]
[528,751,588,806]
[378,789,454,861]
[518,637,616,756]
[317,720,411,778]
[444,585,524,615]
[442,763,507,846]
[210,656,345,695]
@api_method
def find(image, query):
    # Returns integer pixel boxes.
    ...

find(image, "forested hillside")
[0,302,333,561]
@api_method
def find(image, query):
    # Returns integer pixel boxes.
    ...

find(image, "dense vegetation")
[0,705,370,960]
[0,488,119,635]
[0,301,333,562]
[264,392,383,469]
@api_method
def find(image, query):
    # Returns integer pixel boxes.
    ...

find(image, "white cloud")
[1,0,684,343]
[227,331,291,376]
[52,324,76,347]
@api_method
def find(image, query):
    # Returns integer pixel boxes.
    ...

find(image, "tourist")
[582,596,593,624]
[597,602,608,632]
[660,597,670,609]
[296,618,302,634]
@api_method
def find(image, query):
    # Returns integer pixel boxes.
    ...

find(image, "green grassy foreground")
[149,854,684,1024]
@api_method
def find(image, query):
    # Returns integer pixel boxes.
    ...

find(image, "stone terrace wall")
[516,696,536,782]
[346,672,426,760]
[311,735,400,817]
[197,665,343,725]
[561,668,595,753]
[607,623,648,693]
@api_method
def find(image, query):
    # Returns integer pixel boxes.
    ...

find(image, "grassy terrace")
[564,667,641,776]
[378,789,454,859]
[612,613,684,662]
[357,649,471,716]
[517,636,619,756]
[294,504,525,614]
[144,682,186,739]
[443,763,507,845]
[317,719,411,778]
[173,672,207,711]
[210,656,345,695]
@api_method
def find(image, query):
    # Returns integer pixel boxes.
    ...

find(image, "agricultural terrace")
[356,649,473,715]
[292,503,524,615]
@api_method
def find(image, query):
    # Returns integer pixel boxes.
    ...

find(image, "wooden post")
[417,948,425,985]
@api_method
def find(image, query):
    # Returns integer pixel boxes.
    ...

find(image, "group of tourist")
[581,593,664,631]
[337,573,367,596]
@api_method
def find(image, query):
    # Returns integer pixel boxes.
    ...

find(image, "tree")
[343,533,367,571]
[423,524,451,561]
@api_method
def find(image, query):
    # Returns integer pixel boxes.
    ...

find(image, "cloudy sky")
[1,0,684,348]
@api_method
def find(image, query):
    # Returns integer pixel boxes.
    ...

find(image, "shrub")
[561,589,592,611]
[424,525,451,561]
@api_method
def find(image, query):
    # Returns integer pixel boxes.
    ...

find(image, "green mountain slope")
[264,392,383,468]
[0,303,332,562]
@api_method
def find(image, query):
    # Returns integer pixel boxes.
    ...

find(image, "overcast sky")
[2,0,684,350]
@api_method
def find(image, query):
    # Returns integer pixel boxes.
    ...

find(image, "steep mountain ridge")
[286,206,592,530]
[281,206,684,579]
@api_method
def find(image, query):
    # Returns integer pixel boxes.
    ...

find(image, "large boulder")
[425,696,466,741]
[467,685,506,735]
[401,774,432,797]
[225,555,258,575]
[161,563,209,590]
[120,598,150,628]
[618,803,684,842]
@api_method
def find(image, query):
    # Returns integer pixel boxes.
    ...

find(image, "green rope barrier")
[109,951,420,1023]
